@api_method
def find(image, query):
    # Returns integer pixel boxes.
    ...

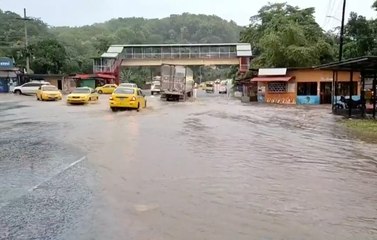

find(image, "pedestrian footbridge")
[93,43,252,83]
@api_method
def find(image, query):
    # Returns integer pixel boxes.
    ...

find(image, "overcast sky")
[0,0,375,30]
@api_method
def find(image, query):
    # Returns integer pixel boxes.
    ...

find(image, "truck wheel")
[111,107,118,112]
[151,91,154,95]
[137,103,140,112]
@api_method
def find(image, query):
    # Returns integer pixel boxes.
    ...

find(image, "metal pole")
[24,8,30,73]
[373,71,376,119]
[361,72,366,118]
[339,0,346,62]
[349,70,353,118]
[332,70,335,109]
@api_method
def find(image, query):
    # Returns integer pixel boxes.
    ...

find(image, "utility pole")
[23,8,30,73]
[16,9,32,73]
[338,0,347,62]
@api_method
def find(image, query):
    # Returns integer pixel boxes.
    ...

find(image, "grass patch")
[341,119,377,138]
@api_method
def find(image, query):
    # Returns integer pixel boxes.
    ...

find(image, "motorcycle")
[333,96,363,110]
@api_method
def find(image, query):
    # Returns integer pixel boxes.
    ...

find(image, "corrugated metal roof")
[109,43,250,48]
[258,68,287,76]
[0,71,17,78]
[101,52,119,58]
[237,51,252,57]
[251,76,294,82]
[107,46,124,53]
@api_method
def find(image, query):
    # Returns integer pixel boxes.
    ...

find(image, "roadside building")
[72,73,116,89]
[0,57,20,93]
[252,68,361,105]
[19,74,67,89]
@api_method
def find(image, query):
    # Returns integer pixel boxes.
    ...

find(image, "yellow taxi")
[109,87,147,112]
[67,87,99,104]
[36,85,62,101]
[95,84,118,94]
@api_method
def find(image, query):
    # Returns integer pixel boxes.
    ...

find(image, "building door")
[320,82,332,104]
[0,78,9,93]
[58,80,62,90]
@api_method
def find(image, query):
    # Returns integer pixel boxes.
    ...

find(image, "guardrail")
[123,52,238,60]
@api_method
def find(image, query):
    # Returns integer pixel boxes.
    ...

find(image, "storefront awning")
[74,73,115,80]
[251,76,294,82]
[0,71,17,78]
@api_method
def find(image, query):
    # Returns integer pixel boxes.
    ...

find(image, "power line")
[323,0,335,27]
[323,0,341,30]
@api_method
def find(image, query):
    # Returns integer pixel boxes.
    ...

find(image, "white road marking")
[27,156,86,192]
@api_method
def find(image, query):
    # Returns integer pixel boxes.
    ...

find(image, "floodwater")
[0,90,376,240]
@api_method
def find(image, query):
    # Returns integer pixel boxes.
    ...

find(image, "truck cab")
[151,79,161,95]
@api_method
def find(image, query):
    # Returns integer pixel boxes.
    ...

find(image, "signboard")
[0,57,14,69]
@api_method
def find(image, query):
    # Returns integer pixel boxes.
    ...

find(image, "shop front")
[252,68,360,105]
[288,69,360,105]
[252,68,296,104]
[0,57,19,93]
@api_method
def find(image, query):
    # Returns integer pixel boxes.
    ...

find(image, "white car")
[219,85,227,94]
[119,83,138,88]
[13,81,51,95]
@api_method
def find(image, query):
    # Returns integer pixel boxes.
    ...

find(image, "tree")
[373,0,377,11]
[28,39,67,74]
[241,3,335,67]
[343,12,377,58]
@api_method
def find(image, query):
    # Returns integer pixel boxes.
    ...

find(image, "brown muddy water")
[0,91,376,240]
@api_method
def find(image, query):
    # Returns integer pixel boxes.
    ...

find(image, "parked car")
[109,87,146,112]
[219,85,227,94]
[95,84,118,94]
[205,82,215,93]
[36,85,62,101]
[219,81,227,94]
[13,81,51,95]
[67,87,99,104]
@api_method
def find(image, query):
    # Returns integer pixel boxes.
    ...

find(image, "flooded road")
[0,91,376,240]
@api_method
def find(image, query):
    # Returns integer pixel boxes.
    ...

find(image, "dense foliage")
[0,11,241,75]
[240,2,377,67]
[240,3,336,67]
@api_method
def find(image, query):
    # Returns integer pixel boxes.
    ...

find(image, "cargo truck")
[160,64,194,101]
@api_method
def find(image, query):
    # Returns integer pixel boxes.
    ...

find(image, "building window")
[335,82,358,96]
[268,82,288,93]
[297,82,317,96]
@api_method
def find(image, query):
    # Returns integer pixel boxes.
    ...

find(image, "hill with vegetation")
[1,1,377,78]
[0,11,241,75]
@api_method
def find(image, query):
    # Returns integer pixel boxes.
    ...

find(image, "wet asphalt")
[0,89,376,240]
